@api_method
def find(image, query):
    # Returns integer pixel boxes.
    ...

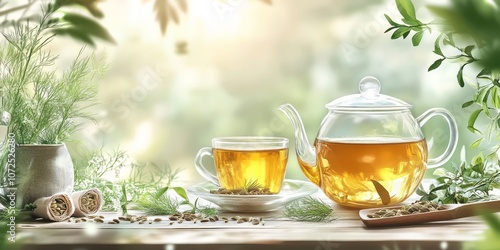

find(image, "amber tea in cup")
[195,137,289,194]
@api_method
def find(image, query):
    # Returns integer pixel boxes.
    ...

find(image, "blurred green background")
[12,0,487,183]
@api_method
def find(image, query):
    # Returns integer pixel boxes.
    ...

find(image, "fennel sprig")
[283,196,336,222]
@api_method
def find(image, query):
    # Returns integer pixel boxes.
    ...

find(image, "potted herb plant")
[0,3,108,207]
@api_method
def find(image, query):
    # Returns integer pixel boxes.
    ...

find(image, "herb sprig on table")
[283,196,335,222]
[136,186,218,217]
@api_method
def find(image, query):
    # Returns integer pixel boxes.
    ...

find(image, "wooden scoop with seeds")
[359,199,500,228]
[71,188,103,217]
[33,193,75,222]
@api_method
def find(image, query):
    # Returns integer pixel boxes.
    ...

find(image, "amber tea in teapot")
[280,76,458,208]
[306,138,427,207]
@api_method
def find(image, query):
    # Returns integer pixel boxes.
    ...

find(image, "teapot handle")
[417,108,459,168]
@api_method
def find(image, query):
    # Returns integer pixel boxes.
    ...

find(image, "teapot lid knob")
[359,76,381,98]
[326,76,411,110]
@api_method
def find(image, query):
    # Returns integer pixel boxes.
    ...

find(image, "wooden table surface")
[14,189,493,250]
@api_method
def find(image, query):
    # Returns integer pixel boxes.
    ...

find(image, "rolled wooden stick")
[71,188,103,217]
[33,193,75,222]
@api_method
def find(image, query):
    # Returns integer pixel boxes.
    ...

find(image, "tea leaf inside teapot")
[371,179,391,205]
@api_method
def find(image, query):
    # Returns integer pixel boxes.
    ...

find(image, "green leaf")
[481,213,500,233]
[457,64,466,87]
[371,179,390,205]
[477,86,491,102]
[428,58,444,71]
[412,31,424,46]
[493,79,500,87]
[396,0,417,21]
[426,193,438,201]
[154,186,169,199]
[482,86,493,103]
[391,26,411,39]
[492,87,500,109]
[477,68,492,80]
[61,13,115,44]
[120,183,129,215]
[429,184,449,193]
[415,185,428,196]
[482,103,492,118]
[471,163,485,175]
[172,186,189,201]
[441,193,457,204]
[464,45,475,57]
[402,18,419,26]
[384,14,399,26]
[462,100,474,108]
[384,26,399,33]
[402,30,411,39]
[442,33,456,47]
[52,27,95,46]
[179,200,191,206]
[433,35,444,56]
[56,0,104,18]
[193,197,199,210]
[467,109,483,133]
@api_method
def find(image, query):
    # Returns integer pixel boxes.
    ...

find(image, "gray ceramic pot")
[15,144,74,206]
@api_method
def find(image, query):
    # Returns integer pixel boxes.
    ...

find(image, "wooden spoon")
[359,199,500,228]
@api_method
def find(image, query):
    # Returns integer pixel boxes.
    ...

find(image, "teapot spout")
[278,103,320,186]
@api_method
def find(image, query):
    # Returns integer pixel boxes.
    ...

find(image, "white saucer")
[187,179,318,213]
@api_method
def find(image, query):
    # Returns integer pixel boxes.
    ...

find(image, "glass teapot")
[279,76,458,208]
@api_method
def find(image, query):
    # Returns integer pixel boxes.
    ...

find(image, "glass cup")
[194,137,289,194]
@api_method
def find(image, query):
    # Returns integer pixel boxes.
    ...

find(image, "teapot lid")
[326,76,411,111]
